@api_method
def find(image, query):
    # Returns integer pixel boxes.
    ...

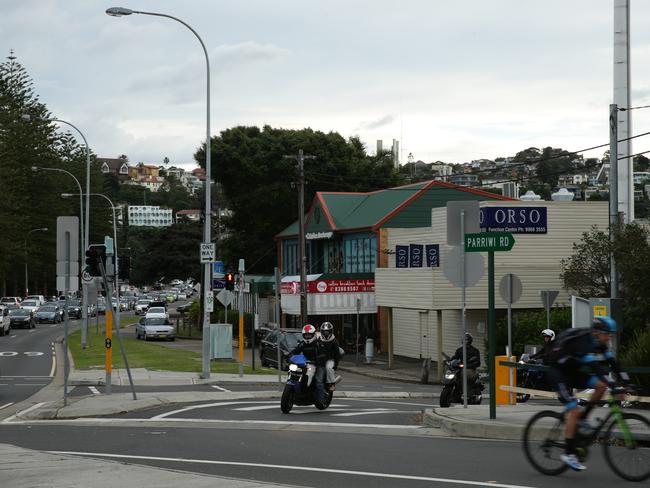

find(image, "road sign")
[541,290,559,311]
[442,246,484,287]
[82,270,93,282]
[200,243,215,263]
[205,293,214,312]
[499,273,522,304]
[447,201,480,245]
[213,260,225,278]
[213,279,226,289]
[464,232,515,252]
[217,289,234,307]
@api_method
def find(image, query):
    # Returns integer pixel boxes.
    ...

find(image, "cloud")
[356,114,396,131]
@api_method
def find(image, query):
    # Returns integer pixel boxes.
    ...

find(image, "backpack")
[546,328,591,366]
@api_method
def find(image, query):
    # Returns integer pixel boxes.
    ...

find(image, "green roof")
[276,181,511,238]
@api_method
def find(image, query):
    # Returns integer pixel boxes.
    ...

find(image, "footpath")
[2,343,648,487]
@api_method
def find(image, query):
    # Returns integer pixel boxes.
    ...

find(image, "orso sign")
[480,206,547,234]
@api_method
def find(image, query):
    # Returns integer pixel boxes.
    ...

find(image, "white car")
[26,295,46,306]
[145,306,168,320]
[0,305,9,336]
[135,317,174,341]
[21,299,41,315]
[134,300,151,315]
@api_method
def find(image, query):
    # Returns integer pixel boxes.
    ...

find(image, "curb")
[423,408,524,440]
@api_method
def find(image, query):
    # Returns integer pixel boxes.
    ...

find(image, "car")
[134,299,151,315]
[34,305,61,324]
[148,300,168,310]
[259,328,303,370]
[9,308,35,328]
[0,305,10,336]
[145,306,168,320]
[1,297,22,307]
[65,299,83,319]
[26,295,46,305]
[20,299,40,315]
[97,298,106,315]
[135,316,175,341]
[119,298,130,312]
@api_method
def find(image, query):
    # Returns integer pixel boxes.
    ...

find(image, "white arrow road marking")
[48,451,538,488]
[210,385,231,392]
[89,386,100,395]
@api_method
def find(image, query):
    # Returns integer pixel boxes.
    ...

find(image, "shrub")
[495,307,572,357]
[619,326,650,395]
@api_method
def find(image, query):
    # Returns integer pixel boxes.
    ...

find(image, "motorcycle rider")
[450,333,481,384]
[317,322,341,391]
[287,324,327,404]
[548,316,631,472]
[530,328,555,364]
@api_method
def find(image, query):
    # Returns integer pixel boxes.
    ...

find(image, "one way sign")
[200,243,215,263]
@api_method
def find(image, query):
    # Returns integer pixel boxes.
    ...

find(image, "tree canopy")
[195,125,402,272]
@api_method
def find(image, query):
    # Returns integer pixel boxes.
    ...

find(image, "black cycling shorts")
[548,368,599,410]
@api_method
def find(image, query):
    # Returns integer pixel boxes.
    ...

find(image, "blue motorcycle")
[280,354,333,413]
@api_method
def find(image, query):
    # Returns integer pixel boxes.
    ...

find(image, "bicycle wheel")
[523,410,568,475]
[602,412,650,481]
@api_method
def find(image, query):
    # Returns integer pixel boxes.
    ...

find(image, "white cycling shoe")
[560,453,586,471]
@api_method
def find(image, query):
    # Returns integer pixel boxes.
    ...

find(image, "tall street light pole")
[22,114,92,348]
[25,228,48,297]
[107,6,213,378]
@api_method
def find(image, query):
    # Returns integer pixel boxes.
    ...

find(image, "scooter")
[439,352,484,408]
[280,354,336,413]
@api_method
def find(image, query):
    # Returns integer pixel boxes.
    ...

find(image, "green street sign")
[464,232,515,252]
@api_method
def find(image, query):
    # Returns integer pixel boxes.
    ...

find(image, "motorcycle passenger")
[318,322,341,391]
[530,328,555,364]
[288,324,319,385]
[548,316,631,472]
[451,333,481,384]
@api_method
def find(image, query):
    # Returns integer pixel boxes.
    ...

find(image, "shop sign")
[480,206,547,234]
[395,244,440,268]
[281,279,375,294]
[306,231,333,240]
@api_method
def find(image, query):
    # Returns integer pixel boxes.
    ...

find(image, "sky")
[4,0,650,170]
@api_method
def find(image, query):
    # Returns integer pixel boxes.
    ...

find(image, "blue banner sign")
[480,206,547,234]
[213,279,226,289]
[425,244,440,267]
[213,260,225,277]
[409,244,424,267]
[396,245,409,268]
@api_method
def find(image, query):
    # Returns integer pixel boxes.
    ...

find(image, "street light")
[107,6,213,378]
[25,227,48,297]
[23,114,93,347]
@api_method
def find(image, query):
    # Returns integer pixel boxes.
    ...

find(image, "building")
[127,205,173,227]
[449,174,479,187]
[138,175,165,192]
[275,181,511,352]
[176,209,201,223]
[98,157,129,178]
[374,201,608,377]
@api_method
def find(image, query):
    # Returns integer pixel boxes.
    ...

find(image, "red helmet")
[302,324,316,343]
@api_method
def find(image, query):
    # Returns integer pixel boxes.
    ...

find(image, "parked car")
[0,305,10,336]
[145,306,168,320]
[34,305,62,324]
[20,299,40,315]
[136,316,175,341]
[1,296,22,307]
[259,328,303,370]
[9,308,35,328]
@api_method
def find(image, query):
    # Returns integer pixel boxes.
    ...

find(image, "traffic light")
[85,244,107,277]
[118,255,131,281]
[225,272,235,291]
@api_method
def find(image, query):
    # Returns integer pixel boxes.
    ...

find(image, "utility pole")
[284,149,315,326]
[609,104,619,299]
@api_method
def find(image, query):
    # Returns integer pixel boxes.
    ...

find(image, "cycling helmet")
[541,329,555,341]
[592,316,617,334]
[302,324,316,343]
[320,322,334,341]
[465,332,473,345]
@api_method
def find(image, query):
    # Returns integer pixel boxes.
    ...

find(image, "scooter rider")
[451,333,481,383]
[287,324,327,403]
[318,322,341,391]
[531,328,555,364]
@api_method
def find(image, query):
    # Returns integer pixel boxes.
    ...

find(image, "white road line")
[10,335,16,338]
[49,351,56,377]
[47,451,537,488]
[15,383,47,386]
[0,403,13,410]
[2,402,46,423]
[210,385,231,392]
[0,376,52,379]
[89,386,100,395]
[332,410,419,417]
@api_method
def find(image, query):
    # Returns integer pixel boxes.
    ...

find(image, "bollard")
[365,338,374,364]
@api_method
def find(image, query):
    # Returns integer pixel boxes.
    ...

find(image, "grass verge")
[68,318,276,374]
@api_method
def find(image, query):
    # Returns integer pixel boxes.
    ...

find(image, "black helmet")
[320,322,334,341]
[465,332,473,345]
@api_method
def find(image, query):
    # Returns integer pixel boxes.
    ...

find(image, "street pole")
[274,267,282,389]
[24,228,48,297]
[106,6,213,379]
[238,259,245,377]
[460,210,468,409]
[609,104,619,299]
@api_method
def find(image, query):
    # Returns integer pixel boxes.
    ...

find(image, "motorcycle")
[516,353,549,403]
[280,354,337,413]
[439,352,484,408]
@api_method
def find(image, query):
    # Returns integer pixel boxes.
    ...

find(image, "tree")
[194,125,402,272]
[560,222,650,343]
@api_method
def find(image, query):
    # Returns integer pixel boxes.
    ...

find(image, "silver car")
[135,317,174,341]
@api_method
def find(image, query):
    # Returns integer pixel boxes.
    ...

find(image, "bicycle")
[522,390,650,481]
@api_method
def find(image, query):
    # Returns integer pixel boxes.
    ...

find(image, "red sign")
[281,279,375,294]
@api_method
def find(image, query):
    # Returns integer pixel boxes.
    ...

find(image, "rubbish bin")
[365,338,374,364]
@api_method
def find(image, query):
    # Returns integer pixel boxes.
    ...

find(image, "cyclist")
[530,328,554,364]
[548,316,630,471]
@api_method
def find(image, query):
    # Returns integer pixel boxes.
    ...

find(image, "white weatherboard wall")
[377,201,608,361]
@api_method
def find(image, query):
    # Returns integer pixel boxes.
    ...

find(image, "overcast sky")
[5,1,650,169]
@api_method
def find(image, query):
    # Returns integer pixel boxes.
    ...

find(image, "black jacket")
[319,337,341,367]
[289,340,326,366]
[451,344,481,370]
[531,343,552,363]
